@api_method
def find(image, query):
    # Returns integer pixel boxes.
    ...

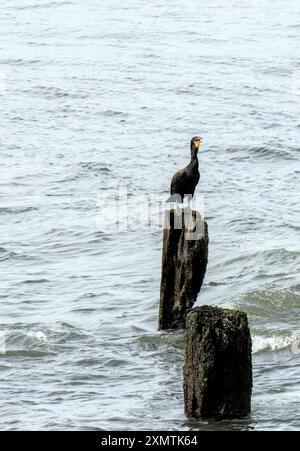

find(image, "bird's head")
[191,136,202,152]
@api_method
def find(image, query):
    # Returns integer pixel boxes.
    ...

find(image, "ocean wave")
[36,86,70,98]
[247,286,300,308]
[100,109,128,117]
[0,322,92,359]
[56,174,80,183]
[137,332,184,351]
[0,205,37,215]
[226,145,298,161]
[0,329,51,359]
[0,247,9,262]
[0,58,41,65]
[56,162,112,183]
[3,350,52,358]
[15,1,74,11]
[28,85,87,99]
[261,248,299,264]
[18,279,49,285]
[215,248,300,276]
[216,284,300,322]
[38,237,109,256]
[78,161,112,173]
[231,285,300,320]
[0,247,21,262]
[253,333,300,354]
[27,331,48,343]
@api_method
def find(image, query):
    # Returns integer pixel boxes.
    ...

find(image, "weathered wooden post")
[183,305,252,419]
[159,207,209,330]
[158,203,252,419]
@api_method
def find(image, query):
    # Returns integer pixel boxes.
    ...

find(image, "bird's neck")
[190,145,199,166]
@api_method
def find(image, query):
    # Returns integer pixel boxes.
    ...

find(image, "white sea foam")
[253,333,300,354]
[27,331,48,343]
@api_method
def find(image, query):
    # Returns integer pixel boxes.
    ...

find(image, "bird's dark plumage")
[168,137,201,203]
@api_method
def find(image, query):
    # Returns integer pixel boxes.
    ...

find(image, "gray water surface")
[0,0,300,431]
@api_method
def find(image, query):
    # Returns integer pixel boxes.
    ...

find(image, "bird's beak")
[195,139,202,149]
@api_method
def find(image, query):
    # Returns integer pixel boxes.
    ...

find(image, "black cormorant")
[167,136,202,203]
